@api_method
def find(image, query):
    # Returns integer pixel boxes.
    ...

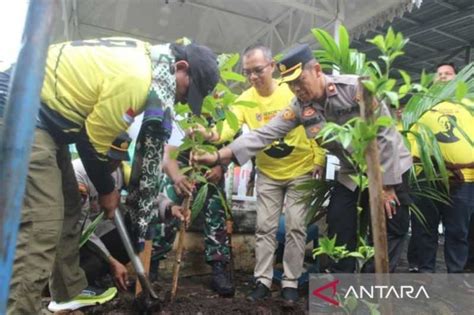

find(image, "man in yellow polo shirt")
[202,45,325,303]
[409,62,474,273]
[1,38,218,314]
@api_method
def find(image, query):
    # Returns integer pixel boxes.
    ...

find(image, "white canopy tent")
[52,0,422,55]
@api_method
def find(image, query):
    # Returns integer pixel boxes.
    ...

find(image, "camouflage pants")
[152,176,230,264]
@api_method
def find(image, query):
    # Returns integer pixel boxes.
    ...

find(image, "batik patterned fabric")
[126,44,177,250]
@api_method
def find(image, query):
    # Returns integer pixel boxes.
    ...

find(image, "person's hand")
[187,124,216,142]
[173,175,194,197]
[191,150,218,166]
[109,256,129,291]
[382,186,400,220]
[171,205,191,228]
[205,165,223,184]
[99,189,120,219]
[312,165,325,180]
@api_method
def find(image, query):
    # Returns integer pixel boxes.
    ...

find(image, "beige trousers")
[254,171,310,289]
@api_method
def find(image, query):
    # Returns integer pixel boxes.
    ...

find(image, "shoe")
[246,281,270,301]
[409,267,419,273]
[48,286,117,312]
[281,287,299,304]
[210,261,235,297]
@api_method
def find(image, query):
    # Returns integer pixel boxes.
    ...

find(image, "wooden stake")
[358,79,389,273]
[358,79,392,315]
[170,195,192,301]
[135,240,153,296]
[226,219,235,284]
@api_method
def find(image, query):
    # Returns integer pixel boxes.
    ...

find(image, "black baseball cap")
[277,44,314,83]
[171,43,219,116]
[108,132,132,161]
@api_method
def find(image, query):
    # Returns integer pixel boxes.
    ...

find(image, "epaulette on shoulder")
[332,74,359,86]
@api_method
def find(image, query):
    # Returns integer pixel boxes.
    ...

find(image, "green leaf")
[366,35,386,53]
[79,212,104,247]
[175,103,191,116]
[191,184,208,222]
[384,91,399,107]
[385,27,395,48]
[312,28,340,61]
[179,166,193,175]
[398,69,411,86]
[273,53,284,62]
[225,110,239,132]
[362,80,376,93]
[219,53,240,71]
[346,252,365,259]
[221,71,246,83]
[345,296,358,312]
[384,78,396,92]
[455,81,468,101]
[398,84,410,98]
[201,96,215,114]
[389,51,404,63]
[375,116,393,127]
[338,25,350,70]
[367,61,382,77]
[341,132,352,149]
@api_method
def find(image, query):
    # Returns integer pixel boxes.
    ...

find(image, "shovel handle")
[114,208,158,299]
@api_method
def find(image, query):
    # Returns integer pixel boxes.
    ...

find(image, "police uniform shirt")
[228,74,413,191]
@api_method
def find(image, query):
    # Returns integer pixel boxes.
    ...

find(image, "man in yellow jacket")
[201,45,325,304]
[1,37,218,314]
[408,63,474,273]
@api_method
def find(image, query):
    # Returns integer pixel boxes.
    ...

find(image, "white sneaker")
[48,286,117,312]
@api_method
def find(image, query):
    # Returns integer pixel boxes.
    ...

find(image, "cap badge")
[279,64,287,72]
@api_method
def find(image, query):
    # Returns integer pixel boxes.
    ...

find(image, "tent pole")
[0,1,56,313]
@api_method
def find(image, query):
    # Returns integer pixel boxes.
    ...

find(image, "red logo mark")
[312,279,340,306]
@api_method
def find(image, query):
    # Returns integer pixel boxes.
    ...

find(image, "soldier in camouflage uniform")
[151,122,234,296]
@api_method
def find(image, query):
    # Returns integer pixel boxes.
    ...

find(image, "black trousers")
[327,172,411,273]
[408,182,473,273]
[79,229,129,286]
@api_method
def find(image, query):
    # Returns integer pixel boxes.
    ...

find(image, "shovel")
[113,207,159,300]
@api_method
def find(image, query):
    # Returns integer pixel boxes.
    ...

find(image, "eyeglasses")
[242,63,271,77]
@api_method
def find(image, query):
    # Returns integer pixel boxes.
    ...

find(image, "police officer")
[193,44,412,277]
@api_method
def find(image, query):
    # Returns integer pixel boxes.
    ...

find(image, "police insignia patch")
[310,126,321,134]
[283,109,296,121]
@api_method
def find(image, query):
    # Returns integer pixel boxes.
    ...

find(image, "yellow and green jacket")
[38,38,172,194]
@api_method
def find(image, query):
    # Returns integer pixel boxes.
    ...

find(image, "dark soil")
[55,234,448,315]
[84,272,308,315]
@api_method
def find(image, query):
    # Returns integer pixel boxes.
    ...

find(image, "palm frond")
[295,179,335,225]
[402,63,474,130]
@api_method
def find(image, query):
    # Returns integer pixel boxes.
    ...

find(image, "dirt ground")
[43,235,448,315]
[82,271,308,315]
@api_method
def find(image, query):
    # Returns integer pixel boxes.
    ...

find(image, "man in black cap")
[2,37,218,314]
[193,44,412,287]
